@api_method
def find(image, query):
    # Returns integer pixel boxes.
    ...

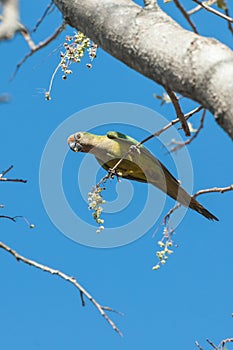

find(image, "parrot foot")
[108,168,121,182]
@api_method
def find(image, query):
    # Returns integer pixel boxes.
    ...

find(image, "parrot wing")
[106,131,180,187]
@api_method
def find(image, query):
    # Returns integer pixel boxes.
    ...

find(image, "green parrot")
[67,131,218,221]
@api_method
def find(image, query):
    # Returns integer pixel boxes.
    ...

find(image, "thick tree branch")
[53,0,233,139]
[0,241,122,336]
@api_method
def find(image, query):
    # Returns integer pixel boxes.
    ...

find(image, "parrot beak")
[69,141,83,152]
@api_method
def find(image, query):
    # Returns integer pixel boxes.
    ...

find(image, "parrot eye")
[74,133,81,141]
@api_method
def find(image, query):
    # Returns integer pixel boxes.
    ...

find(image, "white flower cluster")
[88,186,106,233]
[152,227,174,270]
[45,31,97,100]
[60,32,91,80]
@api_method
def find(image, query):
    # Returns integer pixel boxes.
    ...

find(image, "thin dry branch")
[220,337,233,349]
[0,165,27,183]
[11,22,66,80]
[139,106,203,146]
[173,0,198,33]
[188,0,216,15]
[0,241,122,336]
[164,203,181,224]
[32,1,54,32]
[165,87,191,136]
[169,109,206,152]
[192,0,233,22]
[193,184,233,198]
[0,215,17,222]
[195,340,204,350]
[223,3,233,36]
[206,339,218,349]
[164,184,233,223]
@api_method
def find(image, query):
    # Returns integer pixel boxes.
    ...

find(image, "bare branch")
[32,1,54,32]
[192,0,233,22]
[0,165,27,183]
[193,184,233,198]
[206,339,218,349]
[188,0,216,16]
[223,2,233,36]
[163,184,233,223]
[139,106,203,146]
[169,109,206,152]
[0,165,13,177]
[164,203,181,224]
[11,22,66,80]
[0,241,122,336]
[0,0,19,40]
[173,0,198,33]
[220,338,233,350]
[0,215,17,222]
[165,87,191,136]
[195,340,204,350]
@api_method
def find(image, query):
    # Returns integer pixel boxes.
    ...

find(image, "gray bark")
[53,0,233,140]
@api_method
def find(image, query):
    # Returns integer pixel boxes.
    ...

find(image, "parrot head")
[67,132,94,153]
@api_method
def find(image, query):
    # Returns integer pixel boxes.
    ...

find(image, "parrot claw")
[108,168,121,182]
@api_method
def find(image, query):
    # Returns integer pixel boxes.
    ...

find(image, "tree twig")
[206,338,218,350]
[173,0,198,33]
[0,215,17,222]
[169,108,206,152]
[195,340,204,350]
[193,184,233,198]
[164,184,233,223]
[163,203,181,224]
[32,1,54,32]
[165,87,191,136]
[192,0,233,22]
[11,22,66,80]
[220,337,233,350]
[139,106,203,146]
[223,2,233,36]
[0,241,122,336]
[188,0,216,16]
[0,165,27,183]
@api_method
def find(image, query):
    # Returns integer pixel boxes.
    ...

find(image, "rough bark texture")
[53,0,233,140]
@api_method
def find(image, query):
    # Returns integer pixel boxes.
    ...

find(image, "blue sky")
[0,0,233,349]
